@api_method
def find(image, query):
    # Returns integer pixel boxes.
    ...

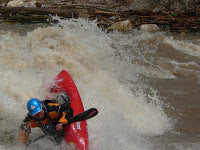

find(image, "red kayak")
[50,70,88,150]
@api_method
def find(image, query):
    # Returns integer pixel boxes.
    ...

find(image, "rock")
[140,24,160,31]
[109,15,117,21]
[7,0,36,7]
[23,0,36,7]
[7,0,24,7]
[108,19,133,32]
[35,2,42,7]
[152,5,167,13]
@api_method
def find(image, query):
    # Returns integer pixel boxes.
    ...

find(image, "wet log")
[88,11,120,16]
[0,6,79,23]
[2,14,50,23]
[0,6,78,18]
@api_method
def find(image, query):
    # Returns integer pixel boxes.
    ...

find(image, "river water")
[0,18,200,150]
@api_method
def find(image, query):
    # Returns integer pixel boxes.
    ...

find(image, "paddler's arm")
[18,114,39,144]
[56,105,73,131]
[18,122,30,144]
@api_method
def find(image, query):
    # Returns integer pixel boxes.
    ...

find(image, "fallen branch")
[0,6,78,18]
[88,10,120,16]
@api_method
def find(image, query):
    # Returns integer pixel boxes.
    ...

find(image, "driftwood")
[0,6,78,23]
[0,6,199,33]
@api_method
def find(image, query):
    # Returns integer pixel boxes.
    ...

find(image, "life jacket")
[34,102,58,135]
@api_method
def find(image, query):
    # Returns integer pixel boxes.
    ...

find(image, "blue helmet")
[27,98,42,116]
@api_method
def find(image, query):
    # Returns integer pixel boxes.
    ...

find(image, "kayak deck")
[50,70,88,150]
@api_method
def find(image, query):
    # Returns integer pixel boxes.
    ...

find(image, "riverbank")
[0,0,200,33]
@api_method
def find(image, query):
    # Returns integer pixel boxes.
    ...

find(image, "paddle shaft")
[63,108,98,127]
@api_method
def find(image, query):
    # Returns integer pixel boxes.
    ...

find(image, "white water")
[0,18,199,150]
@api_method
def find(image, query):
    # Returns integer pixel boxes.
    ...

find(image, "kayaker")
[19,93,73,144]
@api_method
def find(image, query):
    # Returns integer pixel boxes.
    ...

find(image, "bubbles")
[78,70,172,150]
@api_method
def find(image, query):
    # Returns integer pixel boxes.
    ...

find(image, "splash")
[164,36,200,57]
[0,18,172,149]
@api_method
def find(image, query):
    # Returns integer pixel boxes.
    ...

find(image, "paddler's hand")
[56,123,63,131]
[19,130,28,144]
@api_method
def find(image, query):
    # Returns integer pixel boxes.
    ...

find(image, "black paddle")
[62,108,98,127]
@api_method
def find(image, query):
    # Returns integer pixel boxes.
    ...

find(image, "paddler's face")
[33,109,45,119]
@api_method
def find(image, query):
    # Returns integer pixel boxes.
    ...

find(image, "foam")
[164,36,200,57]
[0,18,172,149]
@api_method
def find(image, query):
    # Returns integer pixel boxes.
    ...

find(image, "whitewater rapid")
[0,17,199,150]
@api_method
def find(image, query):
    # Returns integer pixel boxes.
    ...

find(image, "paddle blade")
[75,108,98,121]
[63,108,98,127]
